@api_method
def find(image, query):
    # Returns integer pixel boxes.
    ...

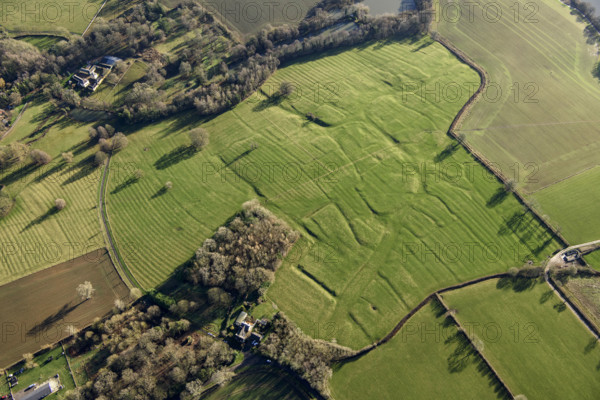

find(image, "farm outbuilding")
[13,378,60,400]
[234,311,248,327]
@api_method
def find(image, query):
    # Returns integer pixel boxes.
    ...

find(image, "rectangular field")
[435,0,600,193]
[0,250,129,368]
[563,275,600,330]
[106,38,561,348]
[0,0,105,35]
[199,0,320,35]
[532,166,600,244]
[440,279,600,399]
[330,300,508,400]
[0,100,110,285]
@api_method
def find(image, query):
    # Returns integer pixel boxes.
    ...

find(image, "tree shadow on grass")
[110,176,140,195]
[446,331,476,373]
[0,163,37,186]
[532,235,555,256]
[445,322,511,398]
[498,211,527,235]
[27,301,84,337]
[584,337,598,354]
[434,143,459,163]
[67,139,93,157]
[553,302,567,313]
[20,206,59,232]
[486,187,509,208]
[154,145,196,170]
[496,276,542,292]
[61,155,100,186]
[539,289,554,304]
[252,93,283,112]
[34,162,64,183]
[151,186,169,199]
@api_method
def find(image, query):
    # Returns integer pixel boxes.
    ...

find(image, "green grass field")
[1,0,105,35]
[436,0,600,193]
[584,249,600,268]
[8,346,76,399]
[441,278,600,399]
[532,166,600,244]
[16,35,66,50]
[435,0,600,244]
[199,0,320,35]
[331,300,508,400]
[203,366,310,400]
[105,37,560,348]
[0,100,111,283]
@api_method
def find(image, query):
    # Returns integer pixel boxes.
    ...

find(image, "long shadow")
[539,289,554,304]
[21,206,59,232]
[0,163,37,186]
[110,176,140,195]
[62,154,99,186]
[444,320,510,398]
[498,211,527,235]
[446,331,476,373]
[27,301,84,337]
[34,162,64,183]
[584,337,598,354]
[154,145,196,170]
[253,93,284,112]
[496,276,542,292]
[67,139,93,157]
[434,143,459,163]
[411,39,434,52]
[486,187,509,208]
[533,235,554,256]
[151,186,168,199]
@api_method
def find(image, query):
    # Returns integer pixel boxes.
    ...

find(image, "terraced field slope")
[441,278,600,399]
[435,0,600,242]
[107,38,560,347]
[0,101,107,283]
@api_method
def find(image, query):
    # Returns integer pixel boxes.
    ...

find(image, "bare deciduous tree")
[30,149,52,166]
[77,281,95,301]
[55,198,67,211]
[188,128,209,151]
[94,151,108,167]
[279,81,294,97]
[112,133,129,152]
[23,353,37,369]
[62,152,74,163]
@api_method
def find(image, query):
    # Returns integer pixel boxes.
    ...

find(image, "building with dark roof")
[14,378,60,400]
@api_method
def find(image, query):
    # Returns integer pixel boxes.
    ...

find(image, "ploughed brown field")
[0,249,128,367]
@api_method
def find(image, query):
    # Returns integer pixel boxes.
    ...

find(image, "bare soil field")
[0,249,129,367]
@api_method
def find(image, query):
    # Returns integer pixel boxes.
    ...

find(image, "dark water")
[362,0,417,14]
